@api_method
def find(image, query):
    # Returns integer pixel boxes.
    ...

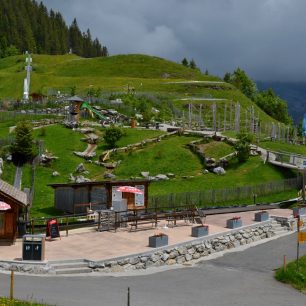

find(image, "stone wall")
[89,222,276,273]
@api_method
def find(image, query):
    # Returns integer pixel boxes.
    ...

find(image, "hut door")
[0,213,4,236]
[4,213,14,237]
[124,193,135,210]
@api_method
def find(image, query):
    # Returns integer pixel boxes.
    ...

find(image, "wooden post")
[283,255,287,272]
[10,270,14,300]
[127,287,130,306]
[66,217,69,237]
[297,214,300,271]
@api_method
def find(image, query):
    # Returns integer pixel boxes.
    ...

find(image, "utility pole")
[23,51,32,102]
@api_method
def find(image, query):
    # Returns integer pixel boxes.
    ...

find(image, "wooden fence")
[148,177,302,210]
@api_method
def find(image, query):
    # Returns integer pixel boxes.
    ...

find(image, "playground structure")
[80,101,107,121]
[67,95,84,124]
[174,99,294,143]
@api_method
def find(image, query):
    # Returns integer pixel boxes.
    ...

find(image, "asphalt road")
[0,233,305,306]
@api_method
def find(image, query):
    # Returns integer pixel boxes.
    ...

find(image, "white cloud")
[42,0,306,81]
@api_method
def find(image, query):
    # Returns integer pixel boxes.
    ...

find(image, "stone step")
[49,259,86,264]
[51,262,89,270]
[55,267,93,275]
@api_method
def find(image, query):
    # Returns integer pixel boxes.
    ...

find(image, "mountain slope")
[0,53,279,127]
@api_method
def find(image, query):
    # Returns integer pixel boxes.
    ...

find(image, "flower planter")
[293,207,306,217]
[254,211,269,222]
[191,225,209,237]
[149,235,168,248]
[226,218,242,229]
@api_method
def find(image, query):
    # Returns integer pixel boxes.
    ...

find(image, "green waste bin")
[22,234,46,261]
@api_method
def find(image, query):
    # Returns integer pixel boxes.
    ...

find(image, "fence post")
[66,217,69,237]
[10,270,14,300]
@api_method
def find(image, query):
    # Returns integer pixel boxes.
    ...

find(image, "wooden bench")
[129,219,158,231]
[129,213,158,231]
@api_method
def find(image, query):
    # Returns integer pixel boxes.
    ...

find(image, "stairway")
[270,219,290,236]
[49,259,92,275]
[270,215,306,234]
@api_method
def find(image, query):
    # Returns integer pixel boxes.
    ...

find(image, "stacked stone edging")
[88,222,276,273]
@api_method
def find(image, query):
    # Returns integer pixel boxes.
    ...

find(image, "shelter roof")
[67,96,84,102]
[0,179,28,206]
[48,179,150,189]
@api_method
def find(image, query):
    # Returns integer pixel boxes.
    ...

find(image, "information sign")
[298,232,306,243]
[135,185,145,207]
[46,219,60,239]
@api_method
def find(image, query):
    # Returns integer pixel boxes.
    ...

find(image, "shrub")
[103,126,123,148]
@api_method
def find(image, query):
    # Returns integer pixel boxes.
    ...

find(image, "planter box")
[149,235,168,248]
[254,211,269,222]
[226,218,242,229]
[191,225,209,237]
[293,207,306,217]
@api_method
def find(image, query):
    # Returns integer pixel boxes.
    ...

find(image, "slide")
[81,102,107,121]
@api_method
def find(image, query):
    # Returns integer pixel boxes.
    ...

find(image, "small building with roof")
[0,179,29,242]
[49,179,150,214]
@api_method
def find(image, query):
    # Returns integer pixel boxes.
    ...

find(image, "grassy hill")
[0,53,279,131]
[0,53,300,218]
[0,54,215,98]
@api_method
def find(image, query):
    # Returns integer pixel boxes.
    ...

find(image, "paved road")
[0,233,305,306]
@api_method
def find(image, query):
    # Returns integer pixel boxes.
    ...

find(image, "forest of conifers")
[0,0,108,58]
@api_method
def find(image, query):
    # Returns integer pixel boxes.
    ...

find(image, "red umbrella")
[116,186,144,194]
[0,201,11,211]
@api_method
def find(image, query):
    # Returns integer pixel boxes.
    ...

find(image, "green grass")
[1,122,299,218]
[114,135,202,178]
[149,156,296,195]
[97,127,165,151]
[0,54,215,98]
[275,254,306,292]
[0,53,278,130]
[259,140,306,155]
[199,141,235,159]
[0,297,49,306]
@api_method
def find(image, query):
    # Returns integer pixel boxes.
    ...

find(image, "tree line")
[224,68,292,125]
[0,0,108,58]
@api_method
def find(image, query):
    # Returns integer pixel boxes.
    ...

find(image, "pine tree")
[10,121,37,165]
[181,58,189,67]
[189,58,197,69]
[0,0,108,58]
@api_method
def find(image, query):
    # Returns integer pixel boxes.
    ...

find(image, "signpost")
[296,160,306,270]
[46,219,60,239]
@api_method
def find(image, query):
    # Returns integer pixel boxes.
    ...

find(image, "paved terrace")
[0,209,293,262]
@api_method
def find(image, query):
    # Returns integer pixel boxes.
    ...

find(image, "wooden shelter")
[67,95,84,123]
[29,92,46,103]
[49,179,150,214]
[0,179,28,242]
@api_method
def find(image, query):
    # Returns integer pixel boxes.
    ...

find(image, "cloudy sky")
[42,0,306,82]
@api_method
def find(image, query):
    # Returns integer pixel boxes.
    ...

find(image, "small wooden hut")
[49,179,150,214]
[0,179,29,242]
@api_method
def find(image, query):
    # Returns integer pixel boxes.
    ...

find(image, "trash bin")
[22,234,46,261]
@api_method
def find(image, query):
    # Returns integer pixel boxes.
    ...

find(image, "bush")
[103,126,123,148]
[234,131,253,162]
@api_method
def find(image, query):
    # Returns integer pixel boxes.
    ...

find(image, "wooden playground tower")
[67,96,84,124]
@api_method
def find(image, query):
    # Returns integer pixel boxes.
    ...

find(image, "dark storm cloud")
[42,0,306,81]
